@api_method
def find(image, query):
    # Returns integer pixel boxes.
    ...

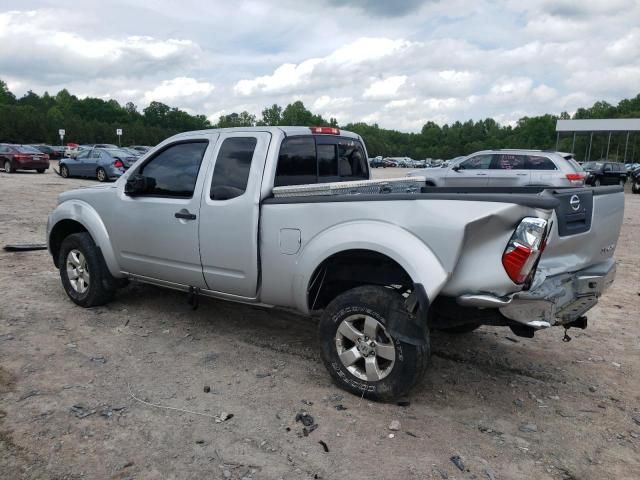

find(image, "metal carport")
[556,118,640,162]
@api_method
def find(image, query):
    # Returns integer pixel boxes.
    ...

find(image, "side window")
[526,155,557,170]
[0,146,9,153]
[91,150,101,158]
[210,137,257,200]
[493,154,527,170]
[461,154,492,170]
[139,141,208,197]
[274,137,316,186]
[77,151,90,159]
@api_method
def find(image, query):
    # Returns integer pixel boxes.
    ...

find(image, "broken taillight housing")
[502,217,549,284]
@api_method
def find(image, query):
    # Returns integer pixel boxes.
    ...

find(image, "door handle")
[476,173,488,176]
[175,210,197,220]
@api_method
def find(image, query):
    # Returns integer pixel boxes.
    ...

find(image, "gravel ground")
[1,165,639,479]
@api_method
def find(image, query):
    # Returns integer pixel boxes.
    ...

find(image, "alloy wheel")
[335,314,396,382]
[66,249,90,294]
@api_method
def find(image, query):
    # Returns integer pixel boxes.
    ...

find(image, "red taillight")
[566,172,585,184]
[502,217,549,285]
[502,244,533,284]
[13,154,30,160]
[310,127,340,135]
[113,159,124,168]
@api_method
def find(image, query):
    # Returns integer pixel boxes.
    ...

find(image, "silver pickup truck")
[47,126,624,400]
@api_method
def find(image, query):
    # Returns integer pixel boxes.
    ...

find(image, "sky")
[1,0,639,131]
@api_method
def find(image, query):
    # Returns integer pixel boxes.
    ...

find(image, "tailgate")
[538,186,624,277]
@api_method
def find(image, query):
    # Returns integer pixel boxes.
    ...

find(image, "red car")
[0,144,50,173]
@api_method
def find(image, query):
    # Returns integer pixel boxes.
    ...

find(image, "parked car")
[582,161,627,187]
[59,147,137,182]
[121,147,142,157]
[631,167,640,194]
[129,145,152,154]
[407,150,586,187]
[64,143,80,158]
[47,126,623,400]
[31,144,64,159]
[369,156,387,168]
[0,144,50,173]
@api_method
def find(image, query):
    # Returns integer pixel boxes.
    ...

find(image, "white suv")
[408,150,586,187]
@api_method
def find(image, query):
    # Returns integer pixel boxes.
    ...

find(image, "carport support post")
[623,131,630,162]
[571,132,576,153]
[605,131,611,160]
[587,132,593,161]
[555,131,559,150]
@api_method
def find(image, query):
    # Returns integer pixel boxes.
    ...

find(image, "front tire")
[58,232,116,307]
[4,160,13,173]
[96,167,107,182]
[60,165,69,178]
[319,286,430,401]
[37,169,46,173]
[632,182,640,194]
[594,178,601,187]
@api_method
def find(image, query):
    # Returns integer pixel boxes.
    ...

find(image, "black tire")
[58,232,116,307]
[4,160,13,173]
[437,324,481,334]
[319,285,430,401]
[594,178,601,187]
[632,182,640,194]
[37,169,46,173]
[96,167,107,182]
[60,165,69,178]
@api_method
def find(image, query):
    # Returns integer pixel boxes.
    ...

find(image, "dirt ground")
[1,165,639,480]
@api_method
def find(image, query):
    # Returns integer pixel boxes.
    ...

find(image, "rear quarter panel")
[259,199,550,312]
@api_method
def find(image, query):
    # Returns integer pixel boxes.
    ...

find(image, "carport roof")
[556,118,640,132]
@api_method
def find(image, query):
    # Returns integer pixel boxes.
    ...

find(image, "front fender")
[292,221,449,314]
[48,200,122,278]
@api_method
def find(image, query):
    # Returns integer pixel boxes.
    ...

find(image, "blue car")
[59,147,138,182]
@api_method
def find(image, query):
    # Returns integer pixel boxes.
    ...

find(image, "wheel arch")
[293,221,449,315]
[48,200,122,277]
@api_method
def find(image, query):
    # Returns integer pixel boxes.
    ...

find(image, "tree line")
[1,79,638,161]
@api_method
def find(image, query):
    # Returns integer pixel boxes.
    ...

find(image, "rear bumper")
[500,259,616,328]
[458,259,616,329]
[15,160,50,169]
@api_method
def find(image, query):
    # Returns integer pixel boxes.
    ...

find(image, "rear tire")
[4,160,13,173]
[96,167,107,182]
[60,165,69,178]
[594,178,601,187]
[632,182,640,194]
[319,285,430,401]
[58,232,116,307]
[37,169,45,173]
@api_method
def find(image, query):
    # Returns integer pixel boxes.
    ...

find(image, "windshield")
[104,148,132,156]
[16,145,42,153]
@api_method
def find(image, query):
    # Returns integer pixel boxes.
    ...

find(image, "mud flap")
[385,283,429,346]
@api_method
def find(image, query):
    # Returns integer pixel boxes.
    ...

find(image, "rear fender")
[293,221,449,315]
[48,200,122,277]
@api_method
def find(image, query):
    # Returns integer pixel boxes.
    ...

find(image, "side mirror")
[452,165,461,172]
[125,174,155,196]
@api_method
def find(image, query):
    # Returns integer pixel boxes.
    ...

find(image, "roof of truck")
[170,126,361,140]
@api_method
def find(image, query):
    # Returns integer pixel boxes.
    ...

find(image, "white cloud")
[1,1,640,132]
[143,77,215,104]
[363,76,407,99]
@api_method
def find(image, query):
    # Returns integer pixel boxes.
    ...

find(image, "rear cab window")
[275,135,368,187]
